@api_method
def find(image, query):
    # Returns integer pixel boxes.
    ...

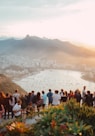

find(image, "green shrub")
[34,101,93,136]
[65,99,95,133]
[1,99,95,136]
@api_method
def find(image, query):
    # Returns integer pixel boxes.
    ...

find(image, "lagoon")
[14,69,95,93]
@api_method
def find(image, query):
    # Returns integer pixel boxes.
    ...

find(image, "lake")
[14,69,95,93]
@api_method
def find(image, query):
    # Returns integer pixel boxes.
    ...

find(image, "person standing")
[36,92,43,113]
[42,91,47,109]
[47,89,53,105]
[93,92,95,107]
[0,103,4,122]
[4,93,10,119]
[13,90,20,104]
[52,90,61,106]
[9,95,15,118]
[74,89,81,103]
[81,86,86,104]
[60,89,64,103]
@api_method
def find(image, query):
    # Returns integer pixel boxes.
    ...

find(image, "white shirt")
[9,97,15,107]
[13,93,20,100]
[52,93,61,105]
[13,103,21,117]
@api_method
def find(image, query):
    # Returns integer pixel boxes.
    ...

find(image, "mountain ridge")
[0,35,95,81]
[0,35,95,58]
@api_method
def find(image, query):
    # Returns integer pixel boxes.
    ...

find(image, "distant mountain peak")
[0,35,95,57]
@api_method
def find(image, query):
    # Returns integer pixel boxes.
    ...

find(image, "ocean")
[14,69,95,93]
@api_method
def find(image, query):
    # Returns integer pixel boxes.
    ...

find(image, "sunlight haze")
[0,0,95,47]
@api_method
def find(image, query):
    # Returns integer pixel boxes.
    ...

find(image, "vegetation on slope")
[0,74,26,95]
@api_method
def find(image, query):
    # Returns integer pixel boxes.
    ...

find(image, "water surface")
[14,69,95,93]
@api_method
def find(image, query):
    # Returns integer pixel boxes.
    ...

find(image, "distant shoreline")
[12,68,95,94]
[12,70,41,81]
[81,72,95,83]
[13,68,95,84]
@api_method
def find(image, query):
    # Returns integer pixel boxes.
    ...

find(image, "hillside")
[0,74,27,94]
[0,35,95,80]
[0,36,95,57]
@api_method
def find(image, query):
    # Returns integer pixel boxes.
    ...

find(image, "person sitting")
[26,102,33,116]
[12,100,22,118]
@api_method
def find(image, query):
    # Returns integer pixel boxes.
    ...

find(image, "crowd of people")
[0,86,95,122]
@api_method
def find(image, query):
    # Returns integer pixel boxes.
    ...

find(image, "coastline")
[12,69,41,81]
[81,72,95,83]
[13,69,95,93]
[13,68,95,84]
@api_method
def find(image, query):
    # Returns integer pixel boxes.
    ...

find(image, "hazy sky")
[0,0,95,47]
